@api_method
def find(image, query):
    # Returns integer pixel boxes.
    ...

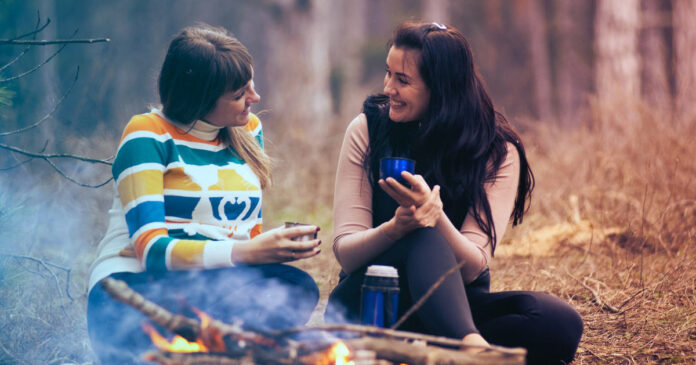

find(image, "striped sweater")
[111,110,263,272]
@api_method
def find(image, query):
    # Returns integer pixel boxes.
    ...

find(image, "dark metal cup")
[284,222,317,241]
[380,157,415,185]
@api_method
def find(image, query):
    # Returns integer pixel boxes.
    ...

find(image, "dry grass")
[495,99,696,363]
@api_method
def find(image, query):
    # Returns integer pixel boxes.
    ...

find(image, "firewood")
[102,277,526,365]
[343,337,524,365]
[100,277,294,350]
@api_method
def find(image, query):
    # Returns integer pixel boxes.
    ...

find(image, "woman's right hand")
[384,185,443,239]
[231,225,321,264]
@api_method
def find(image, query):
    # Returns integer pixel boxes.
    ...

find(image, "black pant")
[327,228,583,364]
[88,264,319,364]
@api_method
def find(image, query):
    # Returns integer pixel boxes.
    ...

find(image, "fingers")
[281,225,320,241]
[378,179,412,206]
[283,240,321,261]
[379,173,431,207]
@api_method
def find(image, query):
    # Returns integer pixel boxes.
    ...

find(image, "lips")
[390,100,405,110]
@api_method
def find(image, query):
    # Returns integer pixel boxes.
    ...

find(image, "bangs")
[218,50,253,93]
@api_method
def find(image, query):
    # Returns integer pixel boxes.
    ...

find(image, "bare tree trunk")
[329,0,368,118]
[554,0,593,127]
[673,0,696,123]
[422,0,450,24]
[262,0,332,138]
[521,0,553,121]
[595,0,641,102]
[640,0,671,109]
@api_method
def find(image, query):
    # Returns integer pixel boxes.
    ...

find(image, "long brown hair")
[158,24,271,188]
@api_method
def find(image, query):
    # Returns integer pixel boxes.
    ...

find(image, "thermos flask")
[360,265,400,328]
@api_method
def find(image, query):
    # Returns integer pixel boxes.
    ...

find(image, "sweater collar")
[152,108,223,142]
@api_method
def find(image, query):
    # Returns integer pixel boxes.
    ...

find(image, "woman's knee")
[529,293,583,363]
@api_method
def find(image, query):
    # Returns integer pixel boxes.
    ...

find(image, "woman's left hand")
[378,171,432,207]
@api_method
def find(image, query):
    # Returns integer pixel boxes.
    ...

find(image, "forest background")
[1,0,695,364]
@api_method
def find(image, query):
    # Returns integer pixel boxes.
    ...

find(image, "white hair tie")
[432,22,447,30]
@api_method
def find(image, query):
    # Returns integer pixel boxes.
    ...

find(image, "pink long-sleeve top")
[332,114,521,283]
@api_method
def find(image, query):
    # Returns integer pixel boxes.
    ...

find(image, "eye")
[233,90,245,100]
[398,77,408,85]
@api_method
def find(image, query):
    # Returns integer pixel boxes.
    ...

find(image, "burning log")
[101,277,526,365]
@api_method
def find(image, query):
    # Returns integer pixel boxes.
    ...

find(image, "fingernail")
[318,240,322,246]
[317,249,321,254]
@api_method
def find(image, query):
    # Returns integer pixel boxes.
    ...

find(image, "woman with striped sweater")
[87,24,320,364]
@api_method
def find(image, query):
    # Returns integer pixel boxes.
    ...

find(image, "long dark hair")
[364,22,534,252]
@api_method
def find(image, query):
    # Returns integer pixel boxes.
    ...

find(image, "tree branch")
[0,142,113,165]
[0,12,47,73]
[10,11,50,41]
[0,254,80,301]
[0,38,110,45]
[0,42,67,83]
[0,67,79,136]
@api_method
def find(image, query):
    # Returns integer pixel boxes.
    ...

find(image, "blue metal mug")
[379,157,415,185]
[360,265,400,328]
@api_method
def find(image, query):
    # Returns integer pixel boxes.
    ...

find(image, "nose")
[248,86,261,104]
[383,75,396,97]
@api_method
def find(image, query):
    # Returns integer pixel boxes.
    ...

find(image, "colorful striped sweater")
[91,110,263,284]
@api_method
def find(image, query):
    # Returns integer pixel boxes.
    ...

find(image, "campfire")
[102,277,525,365]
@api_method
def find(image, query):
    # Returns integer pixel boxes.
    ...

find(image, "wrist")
[381,217,404,241]
[230,240,252,264]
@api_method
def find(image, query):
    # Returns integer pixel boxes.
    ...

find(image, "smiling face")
[204,77,261,128]
[383,46,431,123]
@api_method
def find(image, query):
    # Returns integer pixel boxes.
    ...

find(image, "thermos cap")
[365,265,398,278]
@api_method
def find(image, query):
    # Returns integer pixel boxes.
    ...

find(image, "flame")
[329,341,354,365]
[142,322,209,353]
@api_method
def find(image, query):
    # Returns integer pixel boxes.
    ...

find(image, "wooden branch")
[0,142,113,165]
[391,259,467,329]
[0,67,79,136]
[0,38,110,45]
[101,277,202,342]
[565,268,620,313]
[10,11,50,41]
[275,324,524,357]
[100,278,292,351]
[1,254,79,300]
[0,42,67,83]
[344,337,525,365]
[144,351,254,365]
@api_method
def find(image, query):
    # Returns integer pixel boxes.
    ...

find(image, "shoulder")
[345,114,369,146]
[121,112,168,140]
[495,142,521,179]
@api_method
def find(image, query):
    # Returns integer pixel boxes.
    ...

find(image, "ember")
[142,322,209,353]
[327,341,351,365]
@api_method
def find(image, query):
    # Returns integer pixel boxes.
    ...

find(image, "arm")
[435,143,521,282]
[377,142,521,283]
[332,114,398,273]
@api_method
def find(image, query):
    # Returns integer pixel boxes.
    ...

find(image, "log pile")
[101,277,525,365]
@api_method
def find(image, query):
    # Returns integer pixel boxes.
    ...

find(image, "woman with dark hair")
[327,22,583,364]
[87,24,320,364]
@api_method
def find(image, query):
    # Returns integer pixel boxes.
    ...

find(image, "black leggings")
[88,264,319,365]
[327,228,583,364]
